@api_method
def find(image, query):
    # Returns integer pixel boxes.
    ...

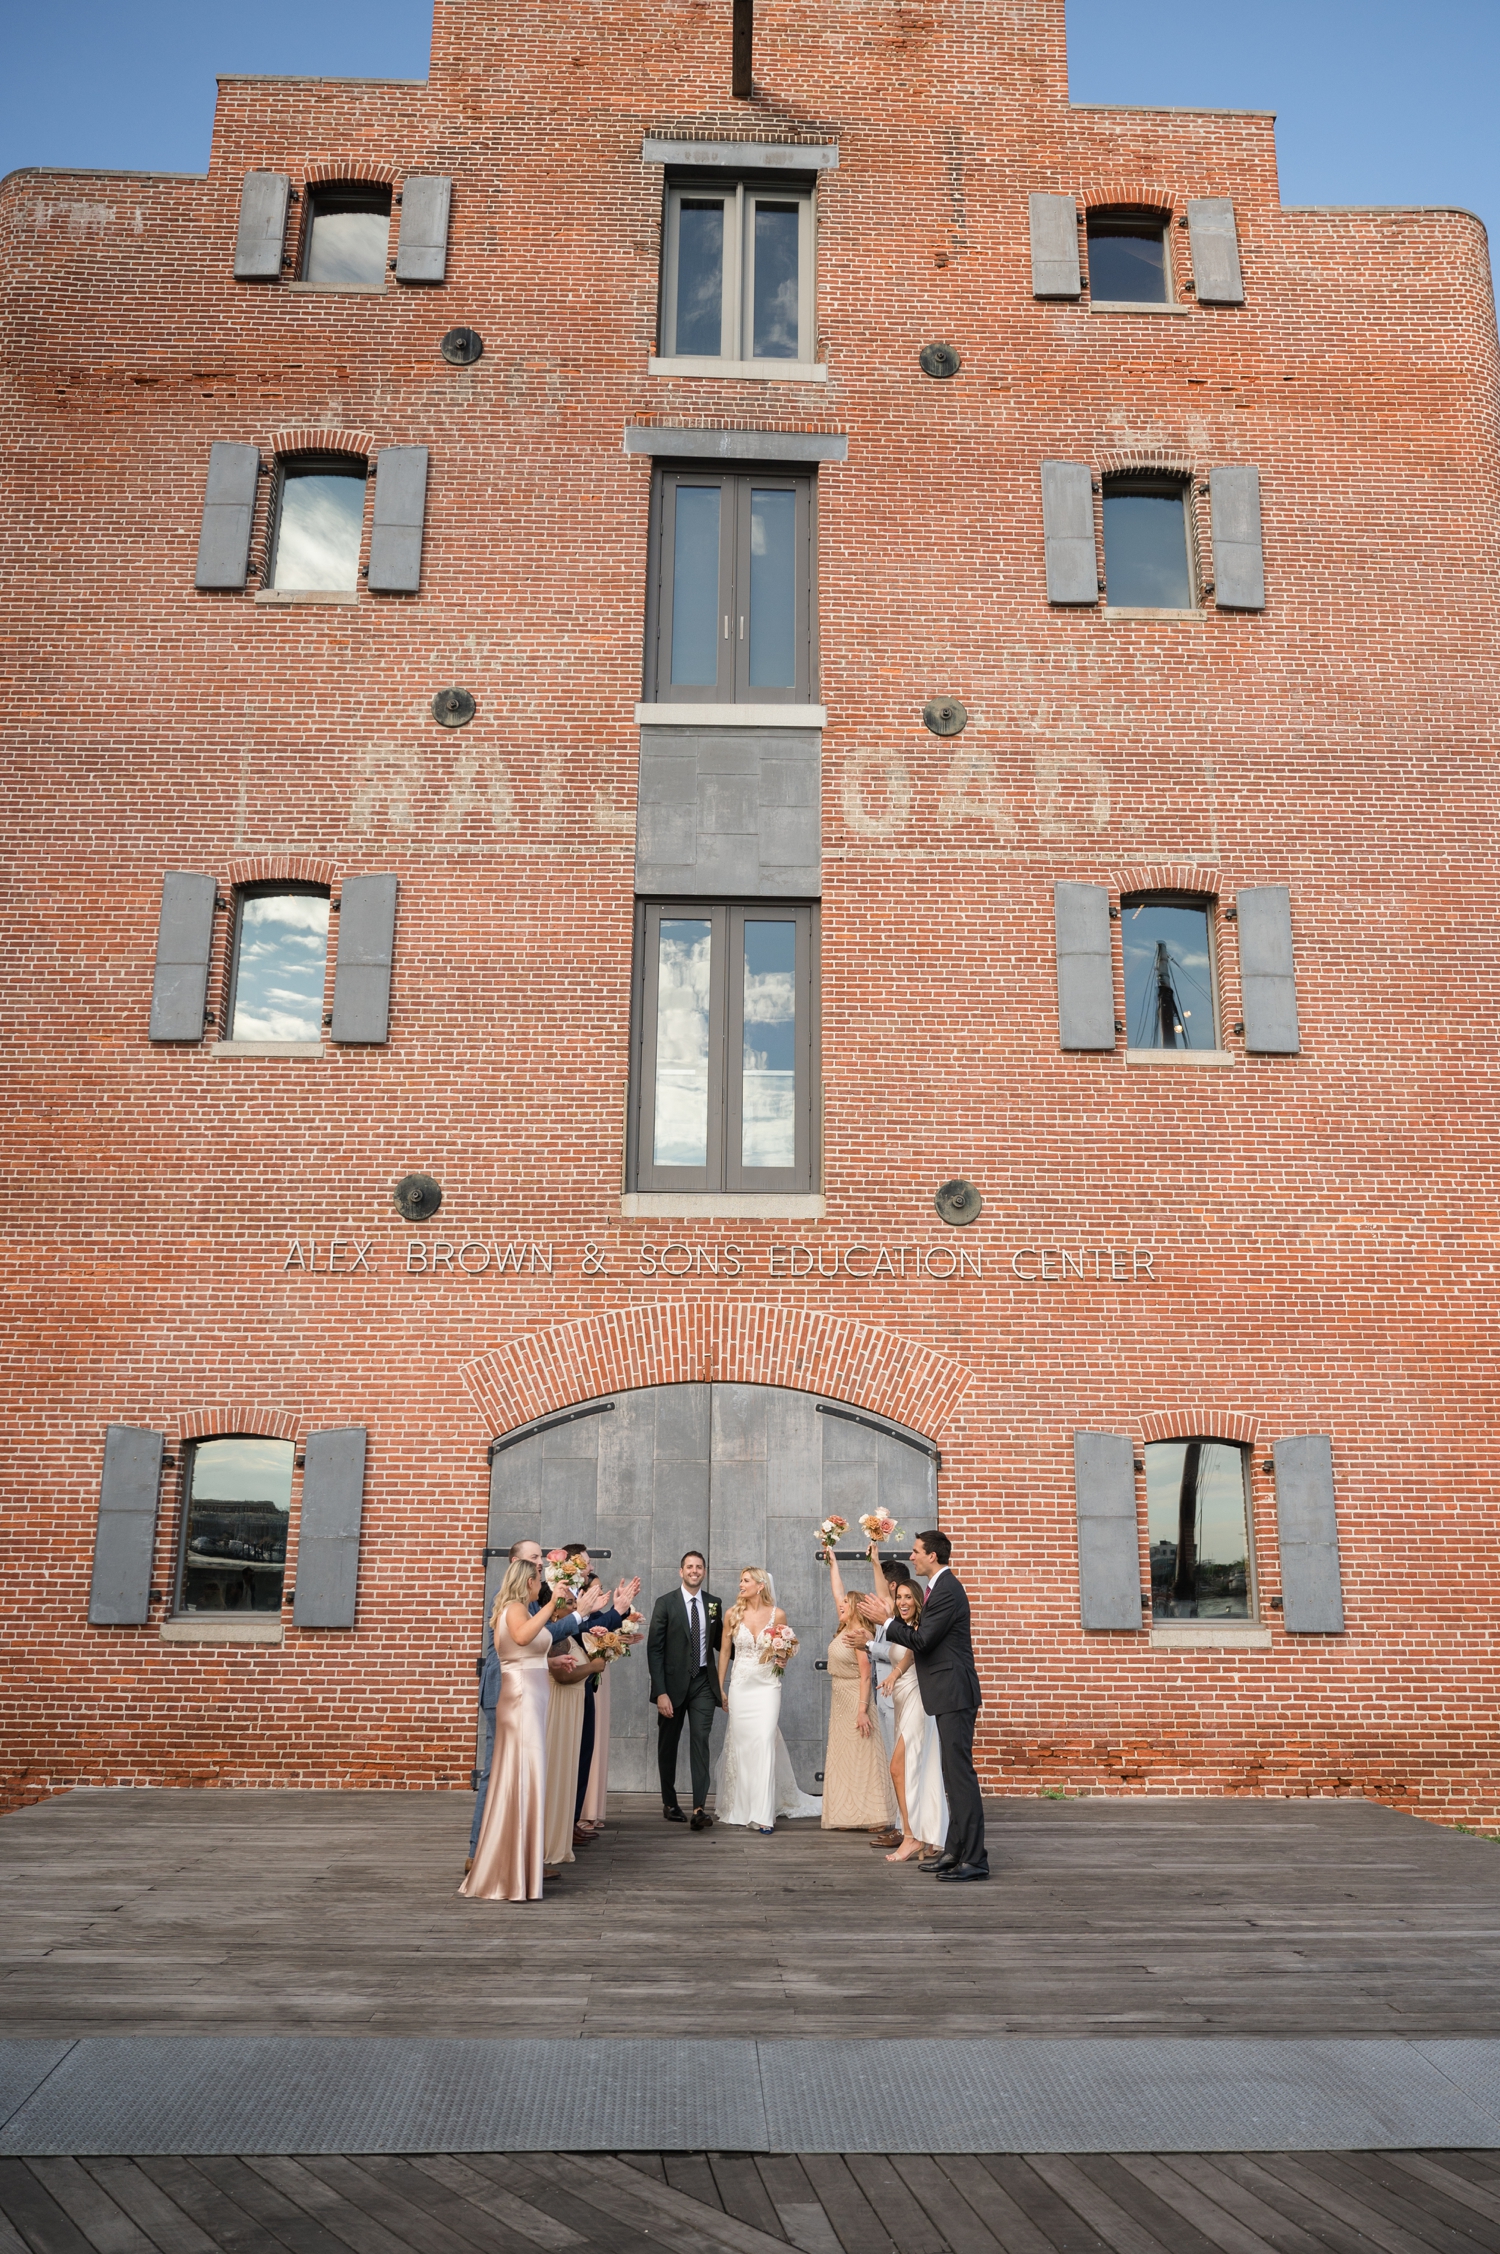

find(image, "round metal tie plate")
[392,1173,443,1222]
[934,1177,983,1227]
[923,697,968,737]
[440,327,484,366]
[919,341,962,379]
[431,687,476,729]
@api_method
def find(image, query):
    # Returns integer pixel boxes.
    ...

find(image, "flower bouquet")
[620,1609,646,1645]
[755,1623,799,1678]
[859,1512,903,1546]
[815,1514,849,1559]
[544,1547,592,1598]
[581,1626,630,1663]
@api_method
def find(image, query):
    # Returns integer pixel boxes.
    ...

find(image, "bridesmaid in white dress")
[714,1569,822,1831]
[878,1577,949,1861]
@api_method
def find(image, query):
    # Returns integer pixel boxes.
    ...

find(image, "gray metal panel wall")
[331,875,398,1044]
[1186,198,1245,303]
[1274,1435,1345,1632]
[194,443,260,590]
[1041,462,1098,603]
[149,871,218,1041]
[1073,1431,1142,1629]
[234,173,289,279]
[394,177,452,282]
[366,448,429,593]
[88,1426,165,1625]
[293,1429,368,1629]
[1054,881,1115,1050]
[1028,193,1081,297]
[1210,466,1265,610]
[636,727,821,897]
[1236,885,1300,1053]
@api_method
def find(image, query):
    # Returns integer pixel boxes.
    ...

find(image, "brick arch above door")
[459,1303,971,1445]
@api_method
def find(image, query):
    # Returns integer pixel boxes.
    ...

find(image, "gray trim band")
[642,138,838,170]
[624,426,848,462]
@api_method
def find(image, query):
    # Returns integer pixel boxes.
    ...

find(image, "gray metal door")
[482,1383,937,1796]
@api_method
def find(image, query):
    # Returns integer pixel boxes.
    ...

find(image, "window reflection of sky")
[273,470,366,590]
[1102,488,1192,609]
[676,200,725,355]
[1146,1440,1251,1618]
[231,893,329,1042]
[748,489,795,688]
[742,920,795,1168]
[654,920,712,1166]
[1122,900,1215,1049]
[752,203,799,357]
[305,207,389,288]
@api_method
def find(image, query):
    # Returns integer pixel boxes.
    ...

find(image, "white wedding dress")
[715,1623,823,1827]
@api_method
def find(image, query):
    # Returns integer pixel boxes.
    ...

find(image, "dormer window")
[302,183,392,288]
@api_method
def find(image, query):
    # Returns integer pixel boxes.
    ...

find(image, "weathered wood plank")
[1307,2153,1500,2254]
[705,2162,784,2243]
[534,2152,787,2254]
[188,2162,347,2254]
[1237,2154,1448,2254]
[977,2158,1111,2254]
[74,2165,215,2254]
[1018,2156,1174,2254]
[21,2162,157,2254]
[1068,2162,1226,2254]
[236,2160,419,2254]
[664,2163,722,2213]
[334,2155,545,2254]
[128,2164,283,2254]
[887,2158,1003,2254]
[0,2162,98,2254]
[407,2157,584,2251]
[1108,2158,1279,2254]
[795,2156,894,2254]
[1392,2156,1500,2218]
[1205,2155,1396,2254]
[614,2164,665,2187]
[843,2159,950,2254]
[1147,2157,1328,2254]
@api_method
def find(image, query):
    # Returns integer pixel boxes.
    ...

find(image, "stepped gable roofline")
[1286,202,1488,229]
[1073,101,1277,120]
[1,166,205,189]
[215,72,429,87]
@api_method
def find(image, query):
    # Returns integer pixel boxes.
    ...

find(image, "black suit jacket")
[646,1587,723,1705]
[882,1569,982,1716]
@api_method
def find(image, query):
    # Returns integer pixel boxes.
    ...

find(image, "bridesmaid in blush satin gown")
[461,1558,567,1904]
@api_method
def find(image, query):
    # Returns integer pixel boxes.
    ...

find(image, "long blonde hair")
[492,1555,540,1627]
[727,1567,774,1635]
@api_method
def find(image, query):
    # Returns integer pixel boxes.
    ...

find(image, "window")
[227,885,330,1042]
[177,1435,294,1615]
[1086,209,1171,303]
[269,455,367,592]
[1120,895,1217,1051]
[646,468,815,704]
[1102,477,1194,610]
[661,176,814,364]
[1146,1440,1253,1619]
[302,183,391,287]
[631,901,818,1192]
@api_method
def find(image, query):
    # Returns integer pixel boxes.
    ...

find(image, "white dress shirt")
[681,1582,708,1669]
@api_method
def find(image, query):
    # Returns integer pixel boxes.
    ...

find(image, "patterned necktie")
[689,1596,703,1668]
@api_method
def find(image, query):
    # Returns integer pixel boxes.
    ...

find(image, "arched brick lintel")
[1139,1409,1259,1449]
[460,1303,973,1446]
[174,1406,302,1444]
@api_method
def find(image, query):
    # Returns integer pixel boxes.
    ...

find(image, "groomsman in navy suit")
[859,1529,988,1881]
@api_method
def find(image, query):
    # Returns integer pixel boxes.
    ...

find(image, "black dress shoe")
[919,1853,957,1874]
[690,1808,714,1831]
[934,1862,990,1882]
[663,1805,688,1823]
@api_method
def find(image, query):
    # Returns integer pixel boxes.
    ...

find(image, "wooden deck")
[3,1788,1500,2040]
[5,2143,1500,2254]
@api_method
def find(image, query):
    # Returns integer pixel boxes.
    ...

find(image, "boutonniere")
[708,1601,720,1615]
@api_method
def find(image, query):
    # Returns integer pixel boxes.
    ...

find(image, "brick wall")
[2,0,1497,1821]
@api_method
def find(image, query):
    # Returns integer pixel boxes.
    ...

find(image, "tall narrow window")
[177,1435,295,1615]
[269,455,367,591]
[1121,896,1217,1051]
[302,183,391,287]
[632,901,818,1192]
[1087,209,1171,303]
[1102,477,1194,610]
[1146,1440,1253,1619]
[661,176,815,365]
[228,885,330,1043]
[647,468,815,704]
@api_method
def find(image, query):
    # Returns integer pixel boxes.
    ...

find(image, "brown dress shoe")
[868,1829,902,1848]
[463,1856,474,1874]
[542,1864,562,1880]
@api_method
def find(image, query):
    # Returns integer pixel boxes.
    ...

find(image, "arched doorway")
[481,1384,938,1796]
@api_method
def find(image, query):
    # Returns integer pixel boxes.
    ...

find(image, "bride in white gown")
[714,1569,823,1831]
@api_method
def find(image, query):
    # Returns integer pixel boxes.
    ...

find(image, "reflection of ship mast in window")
[1173,1438,1202,1606]
[1124,901,1215,1050]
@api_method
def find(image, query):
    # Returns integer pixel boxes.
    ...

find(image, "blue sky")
[2,1,1495,245]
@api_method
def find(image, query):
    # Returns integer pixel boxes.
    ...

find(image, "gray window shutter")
[1210,466,1265,611]
[1236,885,1300,1053]
[331,875,398,1043]
[294,1428,368,1629]
[1041,462,1098,603]
[1073,1432,1141,1629]
[367,448,429,592]
[195,443,260,591]
[149,871,218,1041]
[1274,1435,1344,1632]
[395,177,452,282]
[89,1426,165,1626]
[234,172,290,280]
[1186,198,1244,304]
[1054,882,1115,1051]
[1029,194,1081,297]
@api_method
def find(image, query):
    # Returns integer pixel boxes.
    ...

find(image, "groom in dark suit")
[646,1549,724,1831]
[861,1528,988,1881]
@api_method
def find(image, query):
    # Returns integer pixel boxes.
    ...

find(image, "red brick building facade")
[3,0,1497,1819]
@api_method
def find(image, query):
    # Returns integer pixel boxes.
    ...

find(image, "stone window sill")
[648,356,828,382]
[621,1192,826,1219]
[1089,299,1192,316]
[1150,1622,1271,1650]
[210,1041,323,1059]
[1103,607,1205,622]
[160,1616,284,1644]
[254,589,359,605]
[635,703,826,729]
[282,282,388,295]
[1125,1047,1234,1068]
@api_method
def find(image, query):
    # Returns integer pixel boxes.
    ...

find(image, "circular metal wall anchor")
[431,687,476,729]
[439,327,484,366]
[923,696,967,737]
[919,341,962,379]
[392,1173,443,1222]
[934,1178,983,1227]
